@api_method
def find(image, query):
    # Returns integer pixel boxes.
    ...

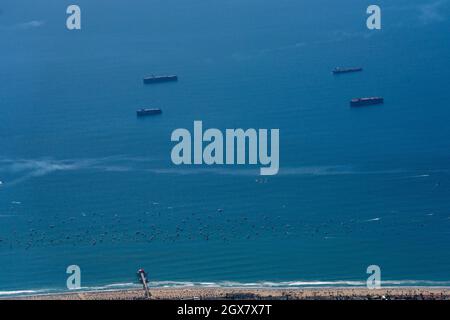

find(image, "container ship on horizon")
[332,67,363,74]
[136,108,162,116]
[143,74,178,84]
[350,97,384,107]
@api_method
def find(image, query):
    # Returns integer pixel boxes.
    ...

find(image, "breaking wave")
[4,279,450,298]
[0,289,55,297]
[143,279,450,288]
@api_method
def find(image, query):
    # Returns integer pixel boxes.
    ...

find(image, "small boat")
[136,108,162,116]
[333,67,363,74]
[350,97,384,107]
[143,75,178,84]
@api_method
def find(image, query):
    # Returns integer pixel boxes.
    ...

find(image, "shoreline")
[10,286,450,300]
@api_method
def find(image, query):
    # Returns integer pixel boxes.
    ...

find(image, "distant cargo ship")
[143,75,178,84]
[332,67,363,74]
[136,108,162,116]
[350,97,384,107]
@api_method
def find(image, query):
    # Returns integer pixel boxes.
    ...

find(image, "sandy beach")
[15,287,450,300]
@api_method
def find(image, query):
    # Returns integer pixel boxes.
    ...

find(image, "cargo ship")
[143,75,178,84]
[136,108,162,116]
[350,97,384,107]
[332,67,363,74]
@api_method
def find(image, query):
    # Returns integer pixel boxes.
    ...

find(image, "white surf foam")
[0,289,53,296]
[6,279,450,297]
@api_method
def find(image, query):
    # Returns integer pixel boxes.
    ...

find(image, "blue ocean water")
[1,0,450,295]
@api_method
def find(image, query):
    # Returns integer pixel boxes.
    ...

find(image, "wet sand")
[16,287,450,300]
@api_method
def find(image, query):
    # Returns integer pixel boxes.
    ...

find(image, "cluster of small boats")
[332,67,384,107]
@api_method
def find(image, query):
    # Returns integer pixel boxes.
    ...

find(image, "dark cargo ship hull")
[137,109,162,116]
[350,97,384,107]
[333,67,363,74]
[143,75,178,84]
